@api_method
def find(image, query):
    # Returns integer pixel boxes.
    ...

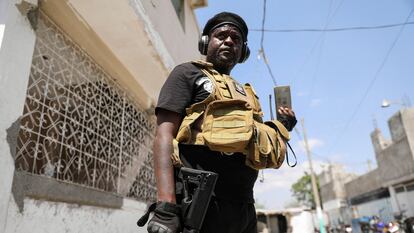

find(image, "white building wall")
[1,1,205,232]
[5,197,148,233]
[323,199,344,226]
[323,199,342,212]
[290,211,315,233]
[354,198,393,223]
[0,0,37,231]
[396,190,414,217]
[138,0,202,66]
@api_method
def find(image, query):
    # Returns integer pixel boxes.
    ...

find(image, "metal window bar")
[15,12,156,203]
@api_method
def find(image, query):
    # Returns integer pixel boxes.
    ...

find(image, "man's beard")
[207,51,237,72]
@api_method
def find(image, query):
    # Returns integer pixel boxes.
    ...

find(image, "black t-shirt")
[156,62,258,203]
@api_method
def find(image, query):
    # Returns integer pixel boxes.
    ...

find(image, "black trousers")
[200,197,257,233]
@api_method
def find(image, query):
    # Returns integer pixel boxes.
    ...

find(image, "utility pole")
[301,118,326,233]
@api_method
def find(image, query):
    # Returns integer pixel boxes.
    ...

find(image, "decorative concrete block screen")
[15,13,156,203]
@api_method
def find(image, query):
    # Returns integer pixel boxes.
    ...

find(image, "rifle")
[179,167,218,233]
[136,167,218,233]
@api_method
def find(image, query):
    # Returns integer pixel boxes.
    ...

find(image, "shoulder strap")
[244,83,264,120]
[181,61,223,116]
[188,60,258,113]
[191,60,214,69]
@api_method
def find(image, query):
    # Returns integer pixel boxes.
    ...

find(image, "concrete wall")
[343,108,414,223]
[289,211,315,233]
[5,197,147,233]
[320,182,336,202]
[353,198,393,223]
[396,190,414,217]
[345,169,381,199]
[325,206,352,227]
[39,0,203,109]
[0,0,37,231]
[319,164,357,203]
[377,139,414,184]
[140,0,202,65]
[401,109,414,160]
[1,1,204,232]
[370,109,414,185]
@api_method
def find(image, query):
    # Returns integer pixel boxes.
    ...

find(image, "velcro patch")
[233,81,246,96]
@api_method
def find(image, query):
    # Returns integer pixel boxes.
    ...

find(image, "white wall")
[139,0,202,66]
[0,0,37,231]
[354,198,393,223]
[323,199,342,211]
[396,190,414,217]
[290,211,315,233]
[5,197,148,233]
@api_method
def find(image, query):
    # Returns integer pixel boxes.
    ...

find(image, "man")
[146,12,297,233]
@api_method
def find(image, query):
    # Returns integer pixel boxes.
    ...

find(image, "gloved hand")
[277,107,297,131]
[137,202,182,233]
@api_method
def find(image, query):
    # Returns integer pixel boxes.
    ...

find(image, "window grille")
[15,13,156,203]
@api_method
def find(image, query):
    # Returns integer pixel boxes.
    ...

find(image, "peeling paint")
[6,117,20,159]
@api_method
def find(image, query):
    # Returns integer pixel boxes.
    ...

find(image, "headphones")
[198,34,250,63]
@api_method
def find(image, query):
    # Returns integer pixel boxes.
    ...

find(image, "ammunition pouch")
[246,121,289,170]
[202,99,253,153]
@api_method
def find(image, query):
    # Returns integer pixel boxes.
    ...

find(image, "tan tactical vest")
[172,60,290,170]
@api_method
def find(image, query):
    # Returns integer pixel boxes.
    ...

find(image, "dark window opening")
[171,0,185,31]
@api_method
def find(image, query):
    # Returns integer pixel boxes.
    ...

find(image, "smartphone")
[274,85,292,119]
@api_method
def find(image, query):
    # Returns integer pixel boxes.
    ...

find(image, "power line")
[291,0,346,85]
[251,21,414,33]
[327,7,414,155]
[294,0,339,119]
[259,0,277,86]
[303,0,334,117]
[295,125,370,167]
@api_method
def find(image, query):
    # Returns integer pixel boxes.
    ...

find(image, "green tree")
[290,172,321,209]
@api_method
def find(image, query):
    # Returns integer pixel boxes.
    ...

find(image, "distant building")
[345,108,414,222]
[0,0,206,232]
[318,164,357,227]
[256,208,316,233]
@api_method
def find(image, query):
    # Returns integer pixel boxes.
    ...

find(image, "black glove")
[137,202,182,233]
[278,113,297,132]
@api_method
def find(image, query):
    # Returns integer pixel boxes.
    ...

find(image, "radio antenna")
[269,94,274,120]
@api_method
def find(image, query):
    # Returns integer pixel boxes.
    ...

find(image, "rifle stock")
[179,167,218,233]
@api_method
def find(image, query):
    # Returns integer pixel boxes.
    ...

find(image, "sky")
[194,0,414,210]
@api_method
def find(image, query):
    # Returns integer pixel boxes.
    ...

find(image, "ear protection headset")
[198,34,250,63]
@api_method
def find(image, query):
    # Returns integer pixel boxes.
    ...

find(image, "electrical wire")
[311,152,369,168]
[295,0,335,122]
[294,125,367,167]
[326,7,414,156]
[251,21,414,33]
[259,0,277,86]
[291,0,346,84]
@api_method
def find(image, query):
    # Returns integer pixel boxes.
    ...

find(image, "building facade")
[0,0,206,232]
[345,108,414,223]
[318,164,357,227]
[318,108,414,226]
